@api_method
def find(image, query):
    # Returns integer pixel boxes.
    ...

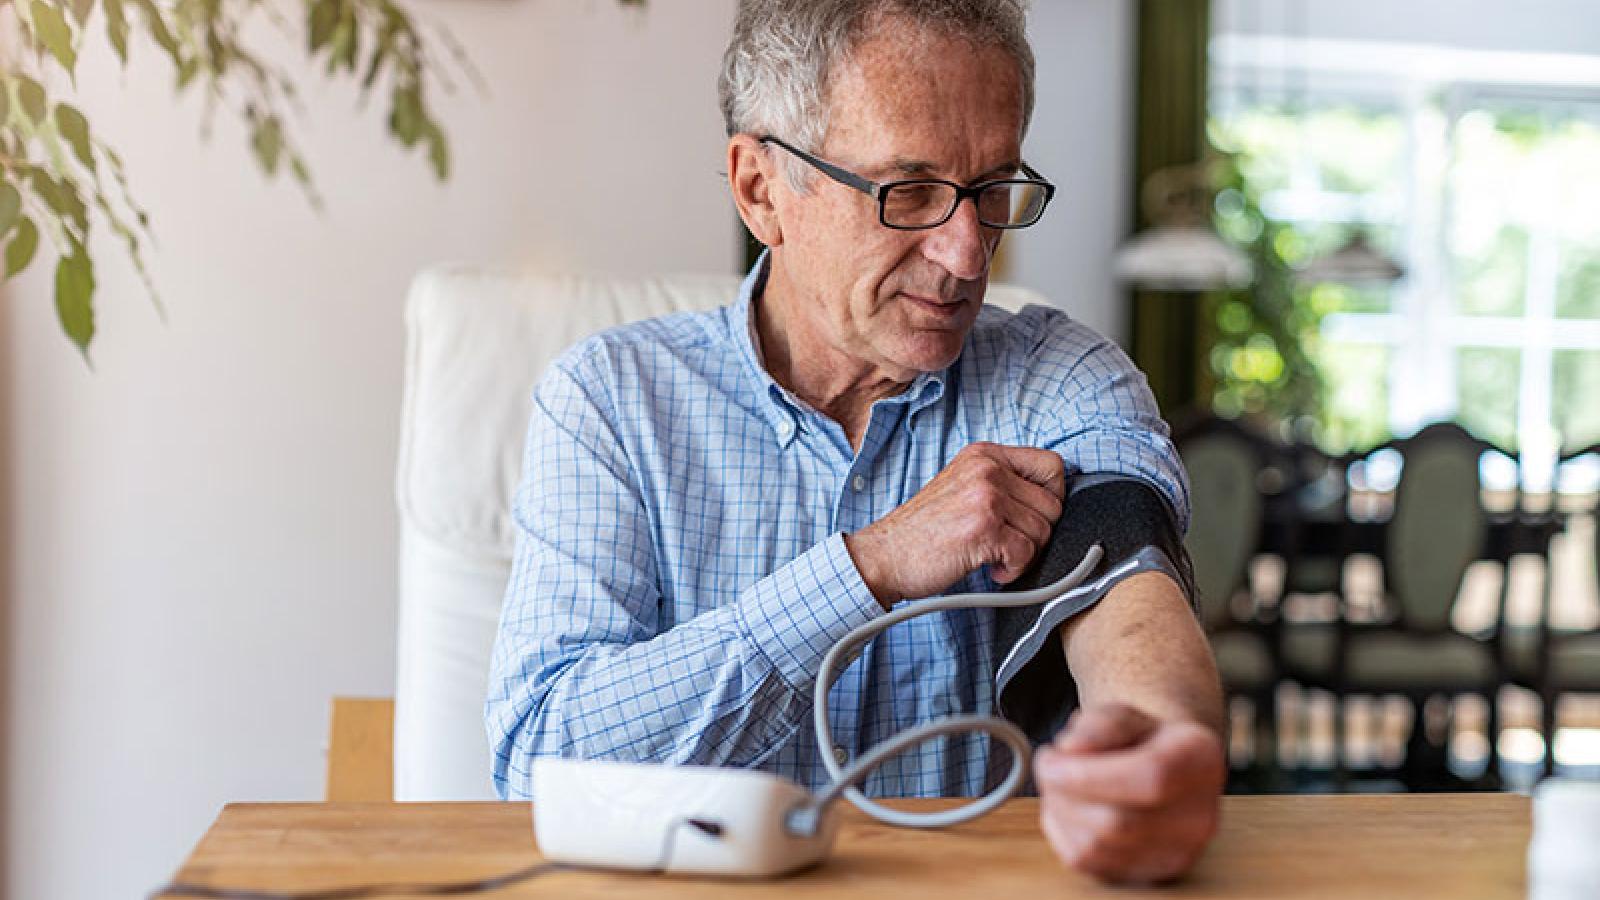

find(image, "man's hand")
[844,442,1065,607]
[1033,703,1225,884]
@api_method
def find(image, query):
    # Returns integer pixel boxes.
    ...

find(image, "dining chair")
[1335,422,1506,789]
[1173,414,1282,787]
[1532,442,1600,776]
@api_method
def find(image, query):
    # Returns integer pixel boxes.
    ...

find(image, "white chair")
[392,264,1041,800]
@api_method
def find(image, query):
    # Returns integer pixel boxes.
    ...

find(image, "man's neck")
[755,263,913,450]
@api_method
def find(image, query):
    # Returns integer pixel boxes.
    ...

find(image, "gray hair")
[718,0,1035,191]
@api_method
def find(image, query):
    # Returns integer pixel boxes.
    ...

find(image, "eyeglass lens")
[881,181,1049,228]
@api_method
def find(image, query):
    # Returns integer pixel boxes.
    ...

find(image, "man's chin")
[894,333,968,375]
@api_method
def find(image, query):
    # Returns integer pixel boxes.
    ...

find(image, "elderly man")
[487,0,1225,883]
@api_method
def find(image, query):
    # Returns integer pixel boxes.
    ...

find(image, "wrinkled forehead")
[820,18,1026,178]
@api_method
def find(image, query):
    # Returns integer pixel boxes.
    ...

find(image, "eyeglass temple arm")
[758,135,884,199]
[1019,161,1054,188]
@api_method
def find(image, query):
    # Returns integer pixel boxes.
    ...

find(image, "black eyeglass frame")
[759,135,1056,231]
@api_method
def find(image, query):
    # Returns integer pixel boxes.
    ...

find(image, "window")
[1210,36,1600,485]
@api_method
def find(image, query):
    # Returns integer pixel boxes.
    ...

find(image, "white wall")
[0,2,1135,897]
[1214,0,1600,56]
[1008,0,1136,342]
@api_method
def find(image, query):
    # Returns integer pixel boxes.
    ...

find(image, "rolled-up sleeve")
[1009,307,1191,533]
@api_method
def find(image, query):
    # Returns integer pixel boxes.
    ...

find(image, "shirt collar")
[729,250,951,443]
[730,252,803,446]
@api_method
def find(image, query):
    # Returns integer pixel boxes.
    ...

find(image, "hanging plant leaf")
[309,0,339,52]
[31,1,78,78]
[54,241,96,355]
[55,103,96,173]
[329,5,360,74]
[69,0,95,28]
[17,76,47,126]
[424,119,448,180]
[104,0,129,64]
[4,217,38,279]
[132,0,179,57]
[206,27,229,77]
[388,84,423,146]
[361,21,396,91]
[29,168,88,236]
[250,115,282,175]
[0,181,20,238]
[176,55,202,89]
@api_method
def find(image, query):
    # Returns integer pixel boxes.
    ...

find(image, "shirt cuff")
[736,532,883,695]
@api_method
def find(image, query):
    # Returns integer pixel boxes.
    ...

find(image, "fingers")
[981,443,1066,496]
[852,442,1068,600]
[1036,715,1224,884]
[960,443,1064,521]
[988,522,1043,583]
[965,461,1057,544]
[1041,799,1211,885]
[1051,704,1158,754]
[1036,719,1225,808]
[1001,469,1064,531]
[962,444,1063,584]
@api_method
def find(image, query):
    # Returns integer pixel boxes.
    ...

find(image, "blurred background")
[1165,0,1600,805]
[1,0,1598,897]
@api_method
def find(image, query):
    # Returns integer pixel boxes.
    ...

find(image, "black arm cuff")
[992,476,1195,747]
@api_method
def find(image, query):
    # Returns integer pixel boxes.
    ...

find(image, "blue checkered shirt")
[487,256,1189,800]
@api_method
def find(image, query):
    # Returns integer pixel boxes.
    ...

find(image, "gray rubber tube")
[794,544,1104,833]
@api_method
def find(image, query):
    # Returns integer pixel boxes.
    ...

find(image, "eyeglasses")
[760,135,1055,230]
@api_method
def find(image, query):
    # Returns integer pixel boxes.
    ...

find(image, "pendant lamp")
[1114,161,1253,292]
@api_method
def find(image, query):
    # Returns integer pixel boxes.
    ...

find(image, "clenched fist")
[844,442,1065,607]
[1033,704,1225,884]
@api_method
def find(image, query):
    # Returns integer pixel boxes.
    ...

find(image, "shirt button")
[851,475,866,492]
[833,746,849,765]
[776,419,793,440]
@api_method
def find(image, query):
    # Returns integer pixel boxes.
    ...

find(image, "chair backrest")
[1557,443,1600,587]
[394,264,1042,800]
[1176,418,1264,630]
[1385,422,1491,631]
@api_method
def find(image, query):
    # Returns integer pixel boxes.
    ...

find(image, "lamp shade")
[1296,233,1404,286]
[1114,225,1254,292]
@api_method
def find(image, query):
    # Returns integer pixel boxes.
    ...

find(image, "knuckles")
[1045,797,1217,884]
[1160,724,1230,790]
[1036,728,1224,883]
[1127,762,1182,806]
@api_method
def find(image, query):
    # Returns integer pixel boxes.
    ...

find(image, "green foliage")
[54,239,95,353]
[5,218,40,277]
[0,0,649,360]
[1205,102,1411,452]
[1205,153,1327,442]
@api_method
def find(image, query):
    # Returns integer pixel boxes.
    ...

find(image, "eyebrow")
[875,156,1025,183]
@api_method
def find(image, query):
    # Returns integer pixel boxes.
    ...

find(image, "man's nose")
[921,196,993,281]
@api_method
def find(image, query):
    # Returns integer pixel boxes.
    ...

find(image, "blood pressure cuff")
[991,474,1196,747]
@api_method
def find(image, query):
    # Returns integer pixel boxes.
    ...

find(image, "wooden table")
[160,794,1530,898]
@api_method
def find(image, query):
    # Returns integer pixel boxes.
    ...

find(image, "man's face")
[772,19,1026,382]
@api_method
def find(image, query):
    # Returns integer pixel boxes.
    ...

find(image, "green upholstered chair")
[1533,444,1600,776]
[1272,439,1346,698]
[1337,422,1505,788]
[1175,415,1279,781]
[1541,632,1600,773]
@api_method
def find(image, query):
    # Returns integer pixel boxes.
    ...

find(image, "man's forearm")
[1058,571,1225,737]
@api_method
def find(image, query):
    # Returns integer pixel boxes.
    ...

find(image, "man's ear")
[727,135,784,248]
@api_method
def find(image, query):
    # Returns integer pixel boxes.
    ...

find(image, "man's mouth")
[899,292,968,317]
